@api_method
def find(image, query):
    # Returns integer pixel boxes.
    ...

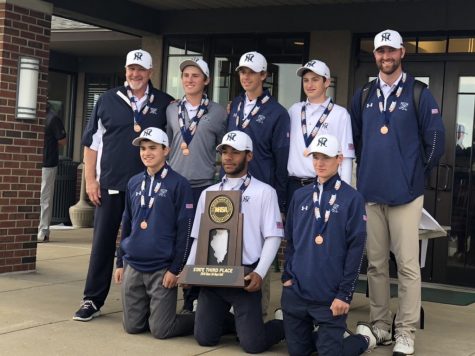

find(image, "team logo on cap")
[244,53,254,62]
[226,132,237,141]
[134,52,143,61]
[381,32,391,42]
[317,137,328,147]
[306,60,316,68]
[143,128,152,136]
[192,57,200,62]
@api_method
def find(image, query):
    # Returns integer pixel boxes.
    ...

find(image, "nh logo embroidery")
[226,132,237,141]
[317,137,328,147]
[307,60,316,67]
[301,205,309,211]
[381,32,391,42]
[244,54,254,62]
[143,128,152,136]
[158,189,167,198]
[134,52,143,61]
[243,196,250,203]
[256,115,266,124]
[149,108,158,115]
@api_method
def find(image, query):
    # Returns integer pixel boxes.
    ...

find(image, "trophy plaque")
[178,190,245,287]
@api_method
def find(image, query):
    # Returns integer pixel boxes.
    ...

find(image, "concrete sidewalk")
[1,228,474,356]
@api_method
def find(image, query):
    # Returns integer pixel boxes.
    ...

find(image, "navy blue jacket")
[227,93,290,212]
[351,75,445,205]
[116,166,194,274]
[283,174,366,305]
[81,82,173,191]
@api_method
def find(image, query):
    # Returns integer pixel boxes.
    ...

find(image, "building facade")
[1,0,474,289]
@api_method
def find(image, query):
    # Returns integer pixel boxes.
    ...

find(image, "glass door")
[433,62,475,287]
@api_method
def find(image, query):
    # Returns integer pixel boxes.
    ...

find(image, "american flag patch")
[348,143,354,150]
[431,108,439,114]
[186,203,193,209]
[363,215,367,221]
[276,221,284,229]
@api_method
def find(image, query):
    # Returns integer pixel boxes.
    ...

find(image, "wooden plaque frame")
[178,190,245,287]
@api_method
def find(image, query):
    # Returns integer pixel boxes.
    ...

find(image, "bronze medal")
[180,142,188,150]
[380,125,389,135]
[140,220,148,230]
[134,123,141,133]
[315,235,324,245]
[182,148,190,156]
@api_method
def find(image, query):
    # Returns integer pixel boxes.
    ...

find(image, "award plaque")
[178,190,245,287]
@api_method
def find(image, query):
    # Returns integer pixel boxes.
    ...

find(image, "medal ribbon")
[125,81,155,129]
[301,98,334,147]
[138,164,169,226]
[312,177,341,238]
[234,89,271,129]
[178,94,210,146]
[219,173,252,194]
[376,72,406,129]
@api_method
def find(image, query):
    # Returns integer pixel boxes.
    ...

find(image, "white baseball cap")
[235,51,267,72]
[216,130,253,152]
[125,49,153,69]
[132,127,169,147]
[296,59,331,79]
[374,29,404,51]
[180,58,210,78]
[308,134,341,157]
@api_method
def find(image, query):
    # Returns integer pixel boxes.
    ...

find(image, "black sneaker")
[73,300,101,321]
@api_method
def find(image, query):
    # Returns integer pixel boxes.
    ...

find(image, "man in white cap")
[282,133,375,356]
[114,127,194,339]
[75,49,174,322]
[227,51,290,215]
[287,59,354,204]
[166,58,227,312]
[350,30,445,355]
[186,130,285,353]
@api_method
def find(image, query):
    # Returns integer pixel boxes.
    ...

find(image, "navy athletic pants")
[281,286,368,356]
[83,189,125,308]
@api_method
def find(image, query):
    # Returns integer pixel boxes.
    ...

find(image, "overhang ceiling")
[130,0,412,11]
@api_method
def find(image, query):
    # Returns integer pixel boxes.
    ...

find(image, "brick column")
[0,0,52,273]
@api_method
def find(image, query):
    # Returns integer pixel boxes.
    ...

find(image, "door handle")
[437,163,453,191]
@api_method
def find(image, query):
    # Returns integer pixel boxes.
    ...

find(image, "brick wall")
[0,2,51,273]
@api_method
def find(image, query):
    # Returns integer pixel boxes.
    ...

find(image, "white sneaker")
[371,324,392,345]
[393,332,414,355]
[274,308,283,320]
[356,322,377,351]
[192,299,198,312]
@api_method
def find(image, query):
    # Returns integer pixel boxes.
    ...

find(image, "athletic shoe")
[37,234,49,243]
[274,308,283,320]
[368,323,392,345]
[393,332,414,355]
[355,322,377,351]
[73,300,101,321]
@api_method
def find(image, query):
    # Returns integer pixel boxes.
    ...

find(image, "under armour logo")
[317,137,328,147]
[381,32,391,42]
[307,60,316,67]
[301,205,309,211]
[143,129,152,136]
[244,54,254,62]
[134,52,143,61]
[226,133,236,141]
[366,102,373,108]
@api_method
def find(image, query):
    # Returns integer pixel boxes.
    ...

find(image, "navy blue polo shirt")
[116,166,194,274]
[283,174,366,305]
[227,93,290,211]
[81,82,173,191]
